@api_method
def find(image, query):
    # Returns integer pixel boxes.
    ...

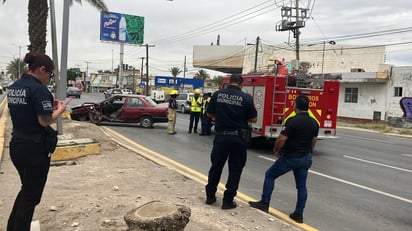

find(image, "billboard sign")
[100,11,144,44]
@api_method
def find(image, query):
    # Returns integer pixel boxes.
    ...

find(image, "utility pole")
[140,57,144,93]
[144,44,155,96]
[295,0,300,63]
[275,0,308,72]
[182,56,186,91]
[119,42,124,88]
[254,36,260,73]
[84,61,91,92]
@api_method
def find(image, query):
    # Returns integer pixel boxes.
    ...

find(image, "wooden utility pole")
[254,36,260,73]
[144,44,155,96]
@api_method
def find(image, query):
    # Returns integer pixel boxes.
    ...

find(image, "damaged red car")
[70,94,168,128]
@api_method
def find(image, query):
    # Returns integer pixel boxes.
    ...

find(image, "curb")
[52,138,100,161]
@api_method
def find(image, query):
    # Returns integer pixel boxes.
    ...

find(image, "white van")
[150,90,165,103]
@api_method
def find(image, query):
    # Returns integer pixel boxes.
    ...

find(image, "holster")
[44,126,58,153]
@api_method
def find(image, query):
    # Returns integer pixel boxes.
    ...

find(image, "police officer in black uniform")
[7,53,67,231]
[205,74,257,209]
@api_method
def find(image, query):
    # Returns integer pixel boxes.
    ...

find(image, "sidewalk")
[0,115,303,231]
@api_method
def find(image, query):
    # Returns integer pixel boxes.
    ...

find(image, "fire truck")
[221,69,340,142]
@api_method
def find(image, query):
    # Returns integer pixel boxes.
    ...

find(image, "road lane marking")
[258,155,412,204]
[338,134,394,144]
[344,155,412,173]
[402,154,412,157]
[102,128,318,231]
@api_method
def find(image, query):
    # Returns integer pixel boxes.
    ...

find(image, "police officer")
[167,90,178,135]
[7,53,67,231]
[205,74,257,209]
[249,95,318,224]
[187,89,202,134]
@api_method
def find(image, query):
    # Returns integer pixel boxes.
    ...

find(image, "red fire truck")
[221,72,340,142]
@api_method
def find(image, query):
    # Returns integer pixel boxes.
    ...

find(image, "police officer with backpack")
[204,74,257,210]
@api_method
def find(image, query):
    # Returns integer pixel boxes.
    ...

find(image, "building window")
[394,87,403,97]
[373,111,381,121]
[344,87,358,103]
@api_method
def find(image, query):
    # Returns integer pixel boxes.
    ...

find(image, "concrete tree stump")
[124,200,191,231]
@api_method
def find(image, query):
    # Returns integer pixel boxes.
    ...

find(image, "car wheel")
[181,105,186,114]
[78,114,88,121]
[89,111,101,125]
[140,116,153,128]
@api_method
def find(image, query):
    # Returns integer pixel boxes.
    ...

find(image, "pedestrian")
[199,92,212,136]
[167,90,179,135]
[7,53,67,231]
[205,74,257,210]
[248,95,319,224]
[187,88,202,134]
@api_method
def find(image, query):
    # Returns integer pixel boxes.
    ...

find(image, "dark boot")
[248,200,269,212]
[221,201,237,210]
[205,196,216,205]
[289,212,303,223]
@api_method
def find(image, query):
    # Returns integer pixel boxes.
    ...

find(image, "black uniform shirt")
[281,112,319,157]
[7,73,54,133]
[168,97,177,109]
[207,85,257,131]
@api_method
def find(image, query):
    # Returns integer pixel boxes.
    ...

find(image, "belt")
[215,130,240,136]
[12,130,45,143]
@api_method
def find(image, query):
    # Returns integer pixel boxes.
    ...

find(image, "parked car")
[66,86,82,98]
[70,94,168,128]
[104,88,122,99]
[176,93,202,113]
[121,88,133,94]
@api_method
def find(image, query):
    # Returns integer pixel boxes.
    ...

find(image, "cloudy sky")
[1,0,411,77]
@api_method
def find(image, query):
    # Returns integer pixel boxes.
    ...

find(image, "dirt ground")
[0,117,301,231]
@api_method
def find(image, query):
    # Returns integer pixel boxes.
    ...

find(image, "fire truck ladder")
[270,74,288,136]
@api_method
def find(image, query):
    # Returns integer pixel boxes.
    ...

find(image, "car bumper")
[153,117,168,123]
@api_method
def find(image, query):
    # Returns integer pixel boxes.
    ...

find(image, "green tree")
[6,58,27,80]
[193,69,210,81]
[2,0,108,54]
[169,66,182,89]
[213,75,223,90]
[67,68,80,81]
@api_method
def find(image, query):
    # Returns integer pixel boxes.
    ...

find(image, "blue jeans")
[261,153,312,214]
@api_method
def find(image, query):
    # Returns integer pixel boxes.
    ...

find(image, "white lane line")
[338,134,394,144]
[257,155,412,204]
[402,154,412,157]
[309,169,412,204]
[343,155,412,173]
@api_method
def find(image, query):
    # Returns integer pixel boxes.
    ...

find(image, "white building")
[242,44,410,121]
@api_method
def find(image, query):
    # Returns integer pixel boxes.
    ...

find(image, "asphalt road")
[71,93,412,231]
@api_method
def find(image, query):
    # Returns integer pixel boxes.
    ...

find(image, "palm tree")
[6,58,27,80]
[169,66,182,89]
[194,69,210,81]
[2,0,108,54]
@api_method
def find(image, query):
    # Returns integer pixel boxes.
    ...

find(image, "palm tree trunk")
[28,0,48,54]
